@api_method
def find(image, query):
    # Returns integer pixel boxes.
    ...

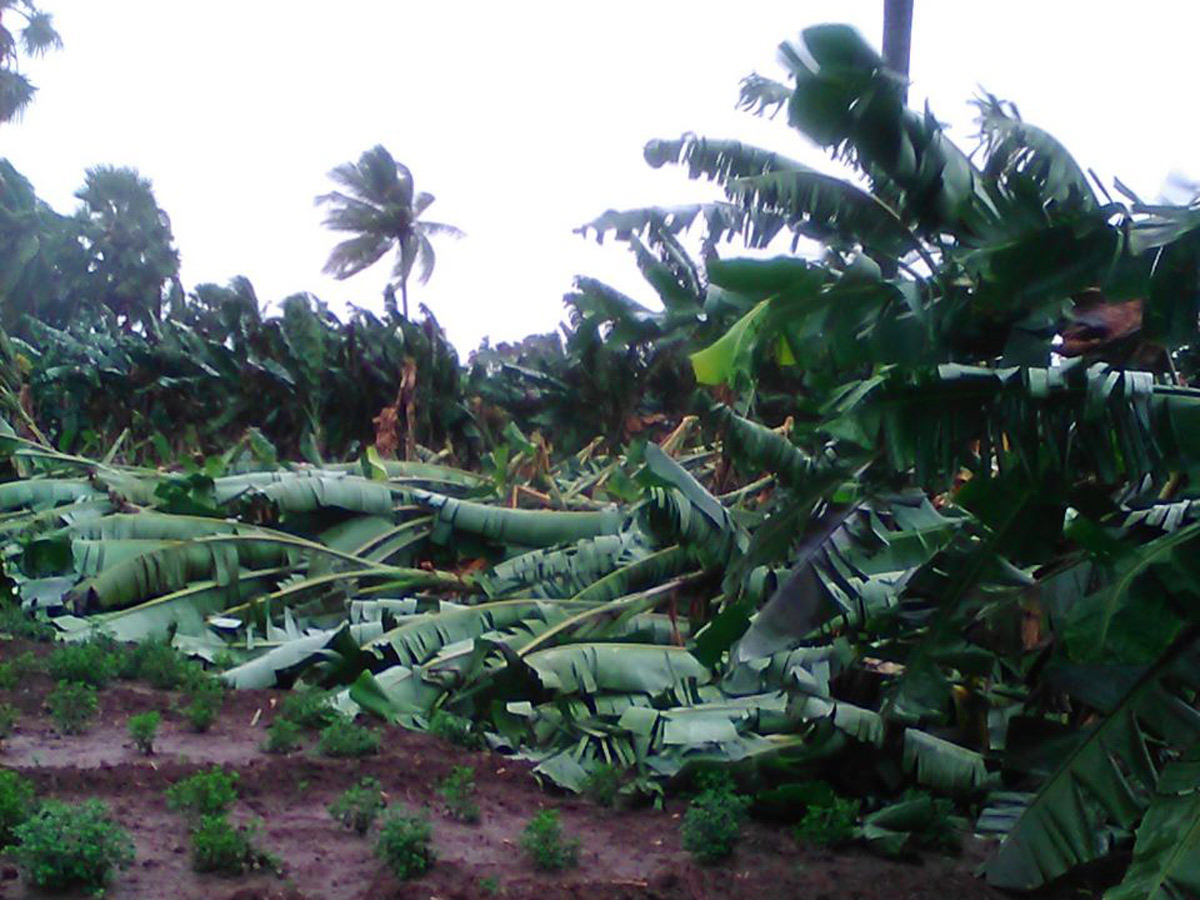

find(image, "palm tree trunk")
[401,279,409,320]
[883,0,914,103]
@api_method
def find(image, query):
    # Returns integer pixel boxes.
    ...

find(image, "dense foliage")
[2,19,1200,899]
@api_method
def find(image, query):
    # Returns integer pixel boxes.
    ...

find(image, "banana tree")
[664,23,1200,896]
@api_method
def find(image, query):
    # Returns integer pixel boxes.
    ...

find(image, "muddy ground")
[0,639,1106,900]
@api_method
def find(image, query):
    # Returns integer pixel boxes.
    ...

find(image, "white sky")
[4,2,1199,352]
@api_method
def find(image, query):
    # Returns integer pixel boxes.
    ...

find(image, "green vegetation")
[2,12,1200,897]
[437,766,480,824]
[47,640,118,688]
[278,689,339,731]
[12,799,134,892]
[190,814,277,875]
[121,638,196,689]
[856,789,963,859]
[375,809,435,881]
[183,697,217,733]
[46,681,97,734]
[427,709,484,750]
[165,767,238,819]
[328,777,386,836]
[182,677,223,733]
[0,604,54,642]
[793,794,860,850]
[317,718,380,758]
[0,651,37,688]
[0,768,36,848]
[0,702,17,737]
[680,775,750,864]
[127,711,160,754]
[580,763,623,808]
[520,810,579,872]
[262,718,303,754]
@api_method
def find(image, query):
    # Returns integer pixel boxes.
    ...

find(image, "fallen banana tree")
[0,427,992,805]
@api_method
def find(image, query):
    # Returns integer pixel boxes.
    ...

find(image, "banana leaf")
[222,621,371,689]
[63,533,375,611]
[414,490,624,547]
[522,643,710,696]
[0,478,101,511]
[984,633,1200,890]
[212,470,398,515]
[89,567,289,642]
[902,729,989,796]
[570,545,694,604]
[480,532,650,599]
[1105,758,1200,900]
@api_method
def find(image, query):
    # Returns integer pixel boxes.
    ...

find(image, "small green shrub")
[46,680,98,734]
[437,766,480,824]
[581,763,623,808]
[128,711,161,755]
[480,875,501,895]
[0,768,36,847]
[680,774,750,864]
[278,688,339,730]
[262,718,302,754]
[123,639,195,689]
[0,702,18,738]
[190,814,277,875]
[328,777,386,836]
[0,661,17,692]
[166,767,238,818]
[0,604,54,642]
[427,709,483,749]
[182,676,224,733]
[318,717,380,758]
[13,799,134,891]
[793,793,860,849]
[184,696,218,733]
[0,651,38,689]
[375,809,435,881]
[47,639,118,688]
[520,810,579,871]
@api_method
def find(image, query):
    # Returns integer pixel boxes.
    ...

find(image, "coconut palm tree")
[0,0,62,123]
[316,145,463,320]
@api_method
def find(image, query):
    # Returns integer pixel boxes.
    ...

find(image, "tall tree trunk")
[883,0,914,103]
[400,279,409,320]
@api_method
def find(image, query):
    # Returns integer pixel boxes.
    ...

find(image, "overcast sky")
[4,2,1199,352]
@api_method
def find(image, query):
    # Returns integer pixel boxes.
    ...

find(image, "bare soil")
[0,640,1099,900]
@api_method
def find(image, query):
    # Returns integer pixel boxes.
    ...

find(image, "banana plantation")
[2,17,1199,900]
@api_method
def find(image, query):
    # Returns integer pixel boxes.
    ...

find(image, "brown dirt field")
[0,639,1105,900]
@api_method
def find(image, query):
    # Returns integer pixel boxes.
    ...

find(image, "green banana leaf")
[0,478,101,511]
[212,470,398,515]
[480,532,650,599]
[414,490,624,547]
[1105,758,1200,900]
[902,729,989,796]
[522,643,710,696]
[89,567,289,642]
[984,634,1200,890]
